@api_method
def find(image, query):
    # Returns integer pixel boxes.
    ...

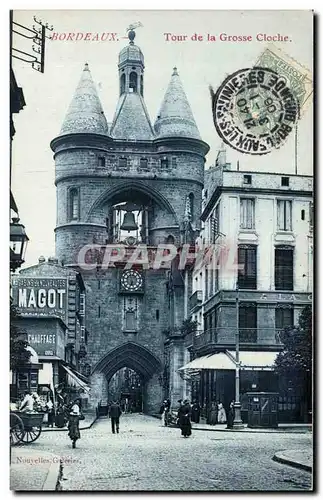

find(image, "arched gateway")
[90,342,163,413]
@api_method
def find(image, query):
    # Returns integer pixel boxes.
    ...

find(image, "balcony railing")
[189,290,202,312]
[190,328,284,349]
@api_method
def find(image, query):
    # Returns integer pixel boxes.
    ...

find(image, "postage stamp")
[211,67,299,155]
[255,44,313,116]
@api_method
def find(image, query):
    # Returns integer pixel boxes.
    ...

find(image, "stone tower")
[50,29,209,412]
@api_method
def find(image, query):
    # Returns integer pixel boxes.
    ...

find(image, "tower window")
[140,75,144,97]
[69,188,79,221]
[98,156,106,167]
[189,193,194,220]
[129,71,138,93]
[119,157,127,168]
[301,209,305,220]
[156,309,160,321]
[140,158,148,168]
[243,174,252,185]
[161,157,168,168]
[120,73,126,95]
[281,177,290,187]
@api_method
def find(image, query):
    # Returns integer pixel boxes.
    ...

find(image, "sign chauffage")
[11,278,68,319]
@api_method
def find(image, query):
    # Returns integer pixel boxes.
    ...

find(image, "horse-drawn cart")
[10,411,44,445]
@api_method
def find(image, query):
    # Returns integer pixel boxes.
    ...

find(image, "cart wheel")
[10,413,25,446]
[21,425,42,443]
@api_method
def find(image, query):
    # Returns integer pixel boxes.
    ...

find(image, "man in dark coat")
[109,401,122,434]
[177,399,192,437]
[191,401,201,424]
[226,401,235,429]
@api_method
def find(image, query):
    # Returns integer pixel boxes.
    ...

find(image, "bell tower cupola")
[118,29,145,97]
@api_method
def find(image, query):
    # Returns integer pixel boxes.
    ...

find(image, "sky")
[11,9,313,267]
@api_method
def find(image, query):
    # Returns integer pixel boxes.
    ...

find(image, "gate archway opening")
[108,367,143,413]
[92,342,163,413]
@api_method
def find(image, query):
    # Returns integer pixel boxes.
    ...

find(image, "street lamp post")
[10,217,29,272]
[233,282,244,429]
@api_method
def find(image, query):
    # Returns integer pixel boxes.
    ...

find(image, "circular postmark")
[212,67,300,155]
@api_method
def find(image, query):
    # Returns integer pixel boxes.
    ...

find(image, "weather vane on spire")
[126,21,143,32]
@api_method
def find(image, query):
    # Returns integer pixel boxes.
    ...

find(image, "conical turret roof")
[110,92,155,140]
[154,68,201,140]
[59,63,109,136]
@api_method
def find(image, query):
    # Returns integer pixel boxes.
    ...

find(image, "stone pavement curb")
[191,425,312,434]
[42,412,98,432]
[272,450,312,473]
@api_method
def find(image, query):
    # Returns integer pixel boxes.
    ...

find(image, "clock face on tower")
[120,270,144,292]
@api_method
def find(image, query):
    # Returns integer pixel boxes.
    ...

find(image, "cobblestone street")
[11,414,312,491]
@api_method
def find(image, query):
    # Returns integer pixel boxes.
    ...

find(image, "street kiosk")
[246,392,279,428]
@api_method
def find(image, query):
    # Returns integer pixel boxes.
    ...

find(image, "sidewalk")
[273,448,313,472]
[10,447,63,491]
[42,410,98,432]
[152,414,312,433]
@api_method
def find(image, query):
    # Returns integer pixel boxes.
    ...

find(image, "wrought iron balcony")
[189,290,203,312]
[191,328,284,349]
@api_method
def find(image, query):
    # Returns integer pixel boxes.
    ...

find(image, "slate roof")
[154,68,201,140]
[110,91,155,140]
[59,63,109,136]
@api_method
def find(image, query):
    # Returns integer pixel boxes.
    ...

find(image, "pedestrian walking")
[177,399,192,438]
[46,398,55,428]
[191,401,201,424]
[226,401,235,429]
[67,399,82,448]
[161,399,171,426]
[217,402,227,424]
[109,400,122,434]
[209,401,218,425]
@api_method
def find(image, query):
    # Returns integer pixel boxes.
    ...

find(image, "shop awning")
[178,351,279,373]
[178,353,236,371]
[38,362,54,385]
[227,351,279,371]
[62,365,90,393]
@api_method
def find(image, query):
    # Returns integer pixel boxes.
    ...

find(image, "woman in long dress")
[217,402,227,424]
[68,399,81,448]
[177,399,192,437]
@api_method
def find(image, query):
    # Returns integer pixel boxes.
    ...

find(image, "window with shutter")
[275,247,294,290]
[238,245,257,289]
[239,304,257,342]
[277,200,292,231]
[240,199,255,229]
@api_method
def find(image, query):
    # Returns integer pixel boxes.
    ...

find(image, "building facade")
[183,148,313,421]
[49,30,209,412]
[11,257,88,400]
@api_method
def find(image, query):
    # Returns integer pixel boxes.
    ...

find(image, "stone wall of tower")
[83,268,169,370]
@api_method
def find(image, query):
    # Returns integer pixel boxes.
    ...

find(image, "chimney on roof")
[38,256,46,264]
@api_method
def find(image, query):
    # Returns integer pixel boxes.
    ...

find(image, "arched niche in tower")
[120,73,126,95]
[140,75,144,97]
[129,71,138,93]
